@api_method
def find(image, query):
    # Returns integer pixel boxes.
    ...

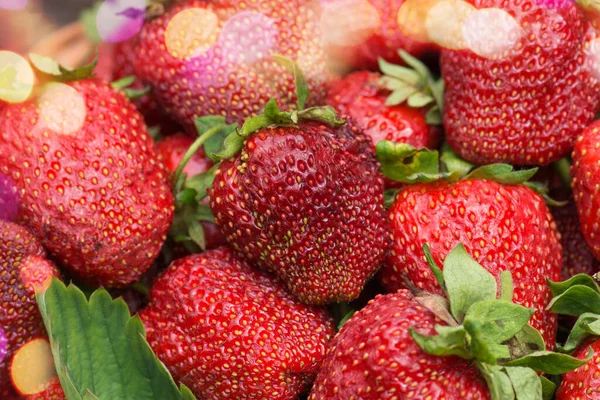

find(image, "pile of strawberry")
[5,0,600,399]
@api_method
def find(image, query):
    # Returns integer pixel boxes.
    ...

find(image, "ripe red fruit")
[23,377,64,400]
[552,202,600,280]
[556,338,600,399]
[320,0,436,71]
[0,79,174,287]
[382,179,562,346]
[0,221,62,399]
[309,290,490,399]
[133,0,328,131]
[442,0,600,165]
[140,248,335,400]
[210,120,389,304]
[573,121,600,262]
[327,71,441,150]
[155,133,213,178]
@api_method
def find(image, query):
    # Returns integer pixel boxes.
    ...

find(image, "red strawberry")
[140,247,335,400]
[552,201,600,280]
[327,71,441,150]
[573,120,600,261]
[319,0,436,72]
[0,75,174,287]
[442,0,600,165]
[557,338,600,399]
[133,0,328,132]
[0,220,62,399]
[309,290,490,399]
[210,116,389,304]
[24,377,64,400]
[382,179,562,346]
[155,133,213,179]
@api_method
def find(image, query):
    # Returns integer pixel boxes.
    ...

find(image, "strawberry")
[140,247,335,400]
[0,61,174,287]
[0,173,19,222]
[382,178,562,346]
[155,133,214,179]
[132,0,328,132]
[0,220,62,399]
[556,338,600,400]
[441,0,600,165]
[24,377,64,400]
[552,202,600,280]
[319,0,437,72]
[310,244,583,399]
[572,120,600,262]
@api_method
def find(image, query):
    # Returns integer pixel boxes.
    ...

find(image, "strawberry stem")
[173,125,224,187]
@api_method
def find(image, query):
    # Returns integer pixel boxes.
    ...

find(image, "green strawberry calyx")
[29,53,97,83]
[111,76,151,100]
[410,243,591,400]
[378,50,444,125]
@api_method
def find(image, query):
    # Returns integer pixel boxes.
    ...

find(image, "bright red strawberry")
[210,118,389,304]
[552,202,600,280]
[24,377,64,400]
[319,0,436,72]
[155,133,213,178]
[382,179,562,346]
[573,120,600,261]
[309,290,490,400]
[442,0,600,165]
[140,247,335,400]
[328,71,441,150]
[0,221,62,399]
[0,77,174,287]
[557,337,600,399]
[133,0,328,132]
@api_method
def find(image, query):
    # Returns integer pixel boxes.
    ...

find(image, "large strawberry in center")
[133,0,328,132]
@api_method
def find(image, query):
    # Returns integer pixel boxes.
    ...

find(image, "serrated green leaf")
[423,243,445,291]
[375,140,450,184]
[465,164,538,185]
[443,244,497,322]
[505,366,542,400]
[504,349,593,375]
[440,142,474,181]
[187,220,206,251]
[410,325,470,359]
[407,92,434,108]
[479,364,515,400]
[272,55,309,111]
[499,271,514,302]
[505,324,545,360]
[547,285,600,316]
[559,313,600,353]
[464,300,534,344]
[37,279,195,400]
[548,274,600,297]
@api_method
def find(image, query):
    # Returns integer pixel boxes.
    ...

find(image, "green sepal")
[423,243,445,292]
[410,325,471,359]
[559,313,600,353]
[523,181,568,207]
[440,142,475,181]
[499,271,514,302]
[504,324,545,360]
[413,293,457,327]
[505,366,542,400]
[479,363,515,400]
[464,319,496,364]
[272,54,309,111]
[465,164,538,185]
[337,310,355,330]
[548,274,600,297]
[503,348,593,375]
[375,141,451,184]
[29,53,97,82]
[111,76,151,100]
[547,285,600,316]
[196,117,238,162]
[464,300,535,344]
[540,376,557,400]
[384,188,401,208]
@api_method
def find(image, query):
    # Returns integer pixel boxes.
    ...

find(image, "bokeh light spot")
[37,83,87,136]
[219,11,278,64]
[397,0,443,43]
[0,0,27,10]
[425,0,475,50]
[165,8,219,59]
[585,37,600,83]
[0,51,34,104]
[0,328,6,364]
[463,8,523,59]
[96,0,146,43]
[320,0,381,47]
[0,173,19,222]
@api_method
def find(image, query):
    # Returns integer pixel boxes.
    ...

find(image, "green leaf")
[384,87,416,106]
[464,319,496,364]
[547,285,600,316]
[423,243,445,291]
[479,364,515,400]
[184,166,218,201]
[410,325,471,359]
[548,274,600,297]
[213,129,246,160]
[407,92,434,108]
[505,366,542,400]
[504,349,593,375]
[398,50,432,83]
[523,181,568,207]
[272,55,309,111]
[465,164,538,185]
[187,220,206,251]
[297,106,345,127]
[440,142,474,181]
[37,279,195,400]
[425,106,442,125]
[175,188,197,206]
[378,58,421,86]
[539,376,556,400]
[384,188,401,208]
[375,141,450,184]
[464,300,535,344]
[499,271,514,302]
[194,117,237,162]
[193,203,214,222]
[29,53,97,82]
[443,244,497,322]
[111,76,136,91]
[505,324,545,360]
[337,310,355,330]
[559,313,600,353]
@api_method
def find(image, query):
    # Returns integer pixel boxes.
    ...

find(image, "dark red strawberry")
[382,179,562,346]
[442,0,600,165]
[140,247,335,400]
[573,120,600,261]
[0,220,62,399]
[0,69,174,287]
[319,0,436,72]
[133,0,328,132]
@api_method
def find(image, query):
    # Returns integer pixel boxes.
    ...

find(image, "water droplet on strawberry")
[463,8,523,60]
[0,173,18,222]
[425,0,475,50]
[165,8,219,59]
[37,83,86,136]
[96,0,146,43]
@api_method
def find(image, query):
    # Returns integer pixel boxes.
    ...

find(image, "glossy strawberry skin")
[0,221,62,399]
[23,377,65,400]
[309,290,490,400]
[327,71,441,149]
[155,134,213,178]
[133,0,328,131]
[320,0,436,71]
[442,0,600,165]
[382,180,562,347]
[552,202,600,280]
[210,120,389,304]
[140,248,335,400]
[556,338,600,399]
[0,79,174,287]
[573,121,600,262]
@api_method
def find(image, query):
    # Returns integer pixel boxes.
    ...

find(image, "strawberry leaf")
[559,313,600,353]
[464,300,535,344]
[36,279,195,400]
[499,271,514,302]
[410,325,470,359]
[29,53,97,82]
[505,366,542,400]
[479,364,515,400]
[540,376,557,400]
[376,141,451,183]
[465,164,538,185]
[548,274,600,297]
[423,243,445,292]
[440,142,475,180]
[272,55,309,111]
[505,324,545,360]
[503,349,593,375]
[547,285,600,316]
